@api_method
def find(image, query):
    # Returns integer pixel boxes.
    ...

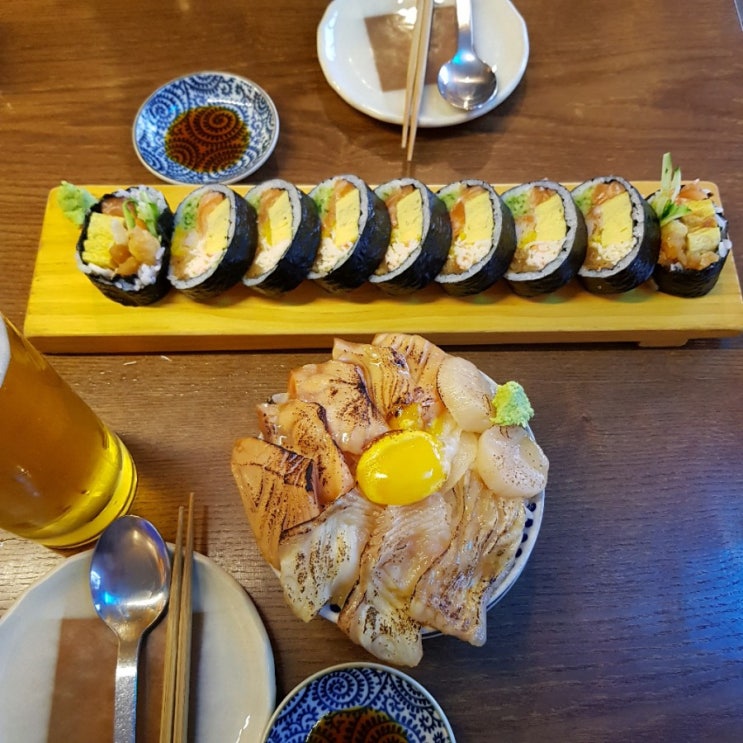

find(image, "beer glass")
[0,313,137,548]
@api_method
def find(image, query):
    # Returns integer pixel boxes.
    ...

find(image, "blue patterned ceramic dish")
[262,662,456,742]
[133,71,279,185]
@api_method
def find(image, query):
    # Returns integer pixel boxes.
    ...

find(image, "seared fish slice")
[372,332,449,390]
[410,473,526,646]
[337,492,452,667]
[481,496,527,605]
[256,400,280,442]
[372,332,449,422]
[332,338,415,422]
[259,398,355,504]
[289,359,388,455]
[278,489,381,622]
[231,436,321,569]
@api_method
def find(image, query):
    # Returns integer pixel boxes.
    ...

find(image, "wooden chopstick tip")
[401,0,435,162]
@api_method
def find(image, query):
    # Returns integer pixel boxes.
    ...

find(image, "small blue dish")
[133,71,279,185]
[262,662,456,742]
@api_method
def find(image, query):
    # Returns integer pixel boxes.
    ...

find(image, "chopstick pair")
[159,495,194,743]
[401,0,435,162]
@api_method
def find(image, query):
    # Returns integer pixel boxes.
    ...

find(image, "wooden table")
[1,1,741,740]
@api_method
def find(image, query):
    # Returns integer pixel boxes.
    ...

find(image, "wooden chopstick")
[174,495,194,742]
[159,495,194,743]
[159,508,183,743]
[401,1,425,151]
[401,0,435,161]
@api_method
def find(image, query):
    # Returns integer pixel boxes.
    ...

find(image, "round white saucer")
[317,0,529,128]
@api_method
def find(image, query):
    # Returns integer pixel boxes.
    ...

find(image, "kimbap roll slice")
[168,184,257,300]
[502,180,587,297]
[243,179,321,296]
[308,175,391,294]
[434,180,517,296]
[648,154,732,298]
[572,175,660,294]
[371,178,452,295]
[75,186,173,306]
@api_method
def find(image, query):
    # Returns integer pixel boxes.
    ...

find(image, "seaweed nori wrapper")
[503,180,587,298]
[574,176,660,295]
[308,175,390,294]
[169,184,257,301]
[654,252,730,297]
[75,186,173,306]
[243,179,321,296]
[435,180,517,297]
[652,193,732,298]
[371,178,452,295]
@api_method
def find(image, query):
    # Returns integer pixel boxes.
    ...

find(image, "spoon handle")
[113,637,141,743]
[455,0,475,54]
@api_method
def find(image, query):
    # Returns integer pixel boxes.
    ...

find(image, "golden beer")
[0,315,137,548]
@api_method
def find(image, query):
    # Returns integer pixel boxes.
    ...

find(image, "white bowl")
[133,71,279,185]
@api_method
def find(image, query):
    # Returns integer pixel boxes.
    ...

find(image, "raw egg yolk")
[389,402,423,431]
[356,430,446,506]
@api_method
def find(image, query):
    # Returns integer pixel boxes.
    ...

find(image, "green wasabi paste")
[491,381,534,427]
[57,181,97,227]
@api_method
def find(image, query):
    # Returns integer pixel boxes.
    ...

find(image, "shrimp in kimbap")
[649,153,731,298]
[73,185,173,306]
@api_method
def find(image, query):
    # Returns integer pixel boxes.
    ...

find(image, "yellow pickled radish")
[356,429,446,506]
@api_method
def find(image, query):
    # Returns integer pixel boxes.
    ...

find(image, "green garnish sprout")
[127,193,161,236]
[649,152,692,226]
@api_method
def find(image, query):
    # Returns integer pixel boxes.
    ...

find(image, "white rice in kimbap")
[168,184,257,300]
[75,185,173,306]
[243,179,321,296]
[572,175,660,294]
[371,177,451,295]
[435,179,516,296]
[308,175,390,293]
[502,180,587,297]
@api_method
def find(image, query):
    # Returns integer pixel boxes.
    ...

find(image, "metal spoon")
[90,515,171,743]
[437,0,498,111]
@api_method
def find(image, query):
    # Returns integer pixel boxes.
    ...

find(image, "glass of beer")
[0,313,137,548]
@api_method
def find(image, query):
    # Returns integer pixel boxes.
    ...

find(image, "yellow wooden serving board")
[24,182,743,353]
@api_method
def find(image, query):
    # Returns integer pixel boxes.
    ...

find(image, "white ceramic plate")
[262,662,456,742]
[0,550,275,743]
[317,0,529,127]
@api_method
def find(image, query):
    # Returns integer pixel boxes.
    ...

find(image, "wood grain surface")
[1,1,742,742]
